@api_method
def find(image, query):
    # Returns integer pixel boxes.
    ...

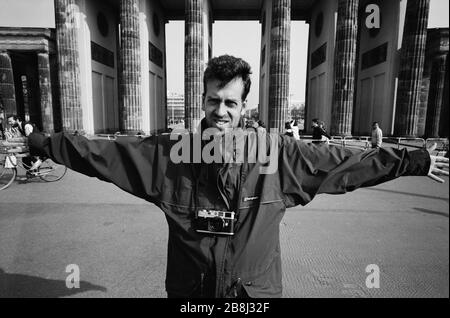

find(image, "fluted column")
[425,53,447,137]
[37,52,54,133]
[268,0,291,130]
[54,0,83,133]
[0,52,16,115]
[394,0,430,137]
[331,0,359,136]
[185,0,204,131]
[417,58,431,137]
[120,0,142,133]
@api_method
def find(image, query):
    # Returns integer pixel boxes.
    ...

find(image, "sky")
[166,0,449,109]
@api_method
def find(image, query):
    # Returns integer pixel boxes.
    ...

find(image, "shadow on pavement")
[0,269,107,298]
[365,187,449,202]
[413,207,449,218]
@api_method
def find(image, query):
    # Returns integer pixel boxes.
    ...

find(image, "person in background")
[291,120,300,140]
[371,122,383,149]
[319,121,331,144]
[311,118,331,144]
[252,120,266,133]
[284,121,294,137]
[256,120,265,129]
[0,108,4,141]
[245,120,254,129]
[7,115,43,171]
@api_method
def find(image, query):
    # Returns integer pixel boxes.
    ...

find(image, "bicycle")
[0,146,67,191]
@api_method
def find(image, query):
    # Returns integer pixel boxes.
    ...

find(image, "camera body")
[195,209,236,236]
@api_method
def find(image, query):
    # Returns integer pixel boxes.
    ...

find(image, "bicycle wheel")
[0,162,16,191]
[38,159,67,182]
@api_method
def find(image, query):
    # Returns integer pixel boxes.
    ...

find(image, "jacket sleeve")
[322,128,331,140]
[377,130,383,147]
[279,136,431,207]
[28,132,167,204]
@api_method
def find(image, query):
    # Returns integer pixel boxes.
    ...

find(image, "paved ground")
[0,154,448,298]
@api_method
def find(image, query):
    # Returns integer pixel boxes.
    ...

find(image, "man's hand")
[427,143,449,183]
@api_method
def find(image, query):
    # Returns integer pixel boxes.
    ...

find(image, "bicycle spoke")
[39,160,67,182]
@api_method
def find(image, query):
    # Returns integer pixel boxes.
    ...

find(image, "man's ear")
[201,93,206,111]
[240,100,247,115]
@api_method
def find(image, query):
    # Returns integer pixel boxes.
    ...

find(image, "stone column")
[0,52,16,116]
[417,58,431,137]
[439,58,449,138]
[37,52,54,133]
[119,0,142,134]
[331,0,359,137]
[54,0,83,133]
[185,0,204,131]
[268,0,291,130]
[425,53,447,137]
[394,0,430,137]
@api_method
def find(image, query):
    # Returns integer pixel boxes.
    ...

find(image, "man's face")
[373,123,379,130]
[202,78,246,131]
[312,121,318,128]
[7,117,19,127]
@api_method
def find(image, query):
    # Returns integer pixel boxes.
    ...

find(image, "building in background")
[167,92,185,127]
[0,0,448,137]
[0,0,167,135]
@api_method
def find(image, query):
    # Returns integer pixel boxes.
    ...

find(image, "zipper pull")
[200,273,205,297]
[233,278,241,298]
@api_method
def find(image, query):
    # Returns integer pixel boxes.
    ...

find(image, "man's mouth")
[213,118,230,126]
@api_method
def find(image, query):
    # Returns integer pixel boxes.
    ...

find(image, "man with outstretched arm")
[28,55,449,298]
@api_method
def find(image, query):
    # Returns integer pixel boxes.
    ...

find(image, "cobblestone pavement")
[0,164,448,298]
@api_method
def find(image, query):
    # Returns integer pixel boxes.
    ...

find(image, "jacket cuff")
[406,149,431,176]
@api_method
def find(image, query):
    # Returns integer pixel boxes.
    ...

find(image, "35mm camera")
[195,209,236,236]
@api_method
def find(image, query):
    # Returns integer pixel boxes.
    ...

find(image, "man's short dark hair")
[373,121,379,125]
[203,55,252,101]
[312,118,319,124]
[7,115,20,121]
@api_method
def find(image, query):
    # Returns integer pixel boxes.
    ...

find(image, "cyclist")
[6,115,43,172]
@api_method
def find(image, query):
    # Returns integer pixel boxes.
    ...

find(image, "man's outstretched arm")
[28,132,167,204]
[279,137,449,207]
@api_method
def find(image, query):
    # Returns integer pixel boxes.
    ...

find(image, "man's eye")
[226,101,237,107]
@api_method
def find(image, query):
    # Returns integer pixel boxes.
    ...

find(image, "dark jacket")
[28,127,431,298]
[312,126,331,142]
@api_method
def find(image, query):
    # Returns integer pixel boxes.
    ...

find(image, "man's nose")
[215,102,228,117]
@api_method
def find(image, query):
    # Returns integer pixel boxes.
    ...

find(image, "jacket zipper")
[216,160,249,297]
[216,165,231,211]
[195,164,215,289]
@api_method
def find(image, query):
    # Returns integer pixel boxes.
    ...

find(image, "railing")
[425,138,449,156]
[299,135,370,150]
[381,137,426,149]
[96,132,148,140]
[93,133,448,154]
